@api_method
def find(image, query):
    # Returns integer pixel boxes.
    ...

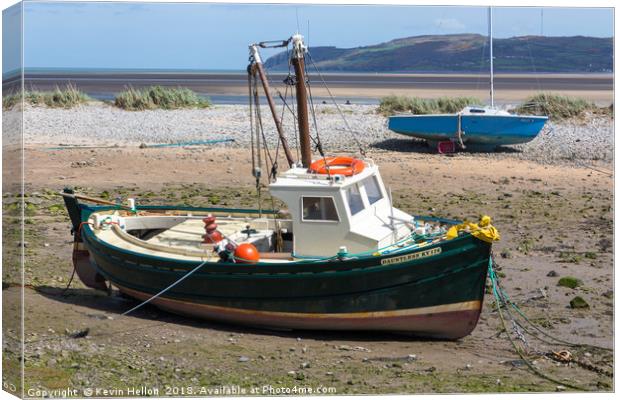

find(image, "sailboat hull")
[388,113,548,145]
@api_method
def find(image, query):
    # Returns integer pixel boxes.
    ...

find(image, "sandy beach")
[2,102,614,394]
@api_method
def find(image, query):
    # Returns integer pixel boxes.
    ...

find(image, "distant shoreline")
[3,72,613,105]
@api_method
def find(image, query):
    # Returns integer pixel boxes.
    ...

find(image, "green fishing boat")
[62,34,499,339]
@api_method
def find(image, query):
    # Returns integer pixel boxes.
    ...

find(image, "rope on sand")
[488,257,612,390]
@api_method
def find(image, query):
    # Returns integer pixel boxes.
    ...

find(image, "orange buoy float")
[234,243,260,264]
[309,156,365,177]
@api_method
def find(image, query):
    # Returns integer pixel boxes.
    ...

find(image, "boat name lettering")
[381,247,441,265]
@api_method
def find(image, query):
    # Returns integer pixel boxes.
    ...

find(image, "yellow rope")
[447,215,500,243]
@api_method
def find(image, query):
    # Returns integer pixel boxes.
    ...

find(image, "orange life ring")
[309,156,365,177]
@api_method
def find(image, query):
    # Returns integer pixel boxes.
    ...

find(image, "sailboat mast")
[290,34,313,168]
[488,7,494,108]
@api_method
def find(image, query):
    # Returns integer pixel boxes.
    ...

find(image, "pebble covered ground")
[22,103,613,166]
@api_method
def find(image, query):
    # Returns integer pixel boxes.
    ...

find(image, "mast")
[249,44,295,168]
[488,6,494,108]
[290,34,313,168]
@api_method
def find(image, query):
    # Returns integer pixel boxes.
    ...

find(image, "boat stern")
[61,188,108,291]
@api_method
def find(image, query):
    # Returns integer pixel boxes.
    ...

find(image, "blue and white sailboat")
[387,8,548,149]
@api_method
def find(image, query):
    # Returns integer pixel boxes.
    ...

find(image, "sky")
[2,1,615,73]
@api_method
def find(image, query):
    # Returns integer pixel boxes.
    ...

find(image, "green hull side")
[82,223,490,315]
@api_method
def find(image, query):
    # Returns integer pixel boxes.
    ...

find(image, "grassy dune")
[2,84,91,109]
[2,85,210,111]
[113,86,211,111]
[377,95,480,116]
[512,93,612,121]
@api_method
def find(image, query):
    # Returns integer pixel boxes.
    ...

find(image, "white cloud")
[434,18,466,31]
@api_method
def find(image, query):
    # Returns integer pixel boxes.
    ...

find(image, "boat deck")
[147,218,266,252]
[96,224,216,261]
[91,212,294,262]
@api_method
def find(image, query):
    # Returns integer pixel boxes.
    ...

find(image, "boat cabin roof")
[461,106,511,116]
[269,159,379,191]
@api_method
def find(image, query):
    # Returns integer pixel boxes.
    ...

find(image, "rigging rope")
[286,43,301,162]
[248,68,257,175]
[251,70,279,183]
[251,71,267,213]
[306,51,367,157]
[258,45,299,176]
[276,90,301,161]
[523,36,542,93]
[304,61,326,158]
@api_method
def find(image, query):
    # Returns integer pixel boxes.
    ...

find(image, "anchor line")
[120,260,209,316]
[488,256,612,389]
[489,258,588,390]
[491,256,612,352]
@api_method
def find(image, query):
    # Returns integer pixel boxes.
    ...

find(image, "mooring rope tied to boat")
[491,259,612,352]
[489,260,587,390]
[497,287,613,377]
[121,260,209,316]
[488,257,612,389]
[491,258,613,355]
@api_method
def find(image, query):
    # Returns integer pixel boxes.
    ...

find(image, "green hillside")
[264,34,612,73]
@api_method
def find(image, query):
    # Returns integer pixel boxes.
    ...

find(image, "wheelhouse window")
[346,184,364,215]
[363,176,384,205]
[302,197,339,222]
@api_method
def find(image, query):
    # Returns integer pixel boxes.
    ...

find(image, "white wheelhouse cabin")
[269,159,413,257]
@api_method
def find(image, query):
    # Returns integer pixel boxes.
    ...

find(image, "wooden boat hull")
[65,202,491,339]
[118,284,482,338]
